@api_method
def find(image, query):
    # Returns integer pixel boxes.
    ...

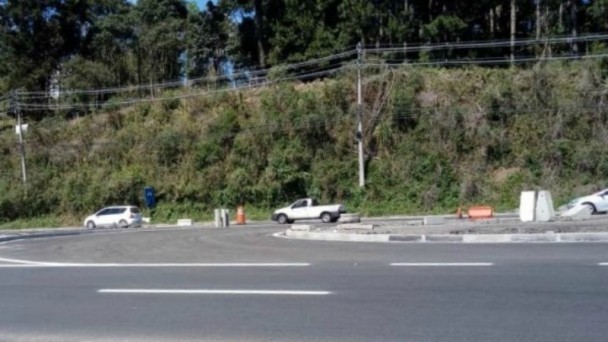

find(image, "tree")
[133,0,188,84]
[186,1,229,78]
[0,0,65,91]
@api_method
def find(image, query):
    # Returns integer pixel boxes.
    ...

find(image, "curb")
[282,230,608,243]
[0,230,89,243]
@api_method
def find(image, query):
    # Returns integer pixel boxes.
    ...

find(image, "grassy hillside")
[1,61,608,226]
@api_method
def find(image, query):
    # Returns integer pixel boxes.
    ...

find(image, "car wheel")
[321,212,332,223]
[583,203,597,214]
[277,214,288,224]
[86,221,96,230]
[118,219,128,228]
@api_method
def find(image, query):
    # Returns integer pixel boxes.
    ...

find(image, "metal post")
[11,91,27,191]
[356,42,365,188]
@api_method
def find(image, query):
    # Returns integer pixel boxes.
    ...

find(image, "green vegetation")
[1,61,608,226]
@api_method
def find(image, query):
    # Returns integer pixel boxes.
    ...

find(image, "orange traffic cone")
[236,205,246,225]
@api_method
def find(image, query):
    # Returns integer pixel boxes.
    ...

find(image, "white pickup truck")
[271,198,346,224]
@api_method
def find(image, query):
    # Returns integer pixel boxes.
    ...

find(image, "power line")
[363,33,608,51]
[16,51,358,98]
[18,50,608,112]
[15,33,608,98]
[363,52,608,67]
[18,64,355,111]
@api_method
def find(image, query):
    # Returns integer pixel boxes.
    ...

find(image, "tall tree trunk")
[489,8,495,38]
[510,0,516,65]
[376,10,381,48]
[544,5,552,57]
[570,0,578,55]
[536,0,541,40]
[254,0,266,67]
[558,2,564,33]
[536,0,541,58]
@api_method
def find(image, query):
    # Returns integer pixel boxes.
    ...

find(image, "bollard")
[220,209,230,227]
[214,209,221,228]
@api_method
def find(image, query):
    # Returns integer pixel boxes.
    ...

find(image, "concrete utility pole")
[356,42,365,188]
[11,91,27,191]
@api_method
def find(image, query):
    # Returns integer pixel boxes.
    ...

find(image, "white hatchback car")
[567,188,608,214]
[84,206,142,229]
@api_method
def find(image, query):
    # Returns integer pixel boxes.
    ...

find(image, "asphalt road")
[1,226,608,342]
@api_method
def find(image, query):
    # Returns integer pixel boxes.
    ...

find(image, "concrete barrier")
[560,204,593,221]
[519,191,536,222]
[535,190,556,222]
[177,219,193,226]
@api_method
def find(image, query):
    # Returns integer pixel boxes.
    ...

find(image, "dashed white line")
[391,262,494,267]
[98,289,331,295]
[598,263,608,266]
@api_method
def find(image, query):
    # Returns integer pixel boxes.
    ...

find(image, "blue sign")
[144,186,156,209]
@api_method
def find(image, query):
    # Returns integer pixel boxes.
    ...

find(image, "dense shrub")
[1,61,608,223]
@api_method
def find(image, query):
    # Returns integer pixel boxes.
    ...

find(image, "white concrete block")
[214,209,221,228]
[142,217,151,223]
[535,190,555,222]
[519,191,536,222]
[177,219,193,226]
[561,204,593,221]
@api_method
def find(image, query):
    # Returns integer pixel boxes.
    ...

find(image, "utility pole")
[356,42,365,188]
[11,91,27,193]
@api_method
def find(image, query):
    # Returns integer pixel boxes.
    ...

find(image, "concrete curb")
[0,230,89,243]
[282,229,608,243]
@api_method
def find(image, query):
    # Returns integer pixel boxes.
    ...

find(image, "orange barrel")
[236,206,246,225]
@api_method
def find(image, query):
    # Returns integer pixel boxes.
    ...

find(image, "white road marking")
[0,262,311,268]
[98,289,331,295]
[391,262,494,267]
[598,263,608,266]
[0,257,46,265]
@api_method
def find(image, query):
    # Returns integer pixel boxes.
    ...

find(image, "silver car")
[567,189,608,214]
[83,206,143,229]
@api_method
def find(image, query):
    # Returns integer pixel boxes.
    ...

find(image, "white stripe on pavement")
[98,289,331,295]
[391,262,494,267]
[0,257,43,265]
[0,262,311,268]
[598,263,608,266]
